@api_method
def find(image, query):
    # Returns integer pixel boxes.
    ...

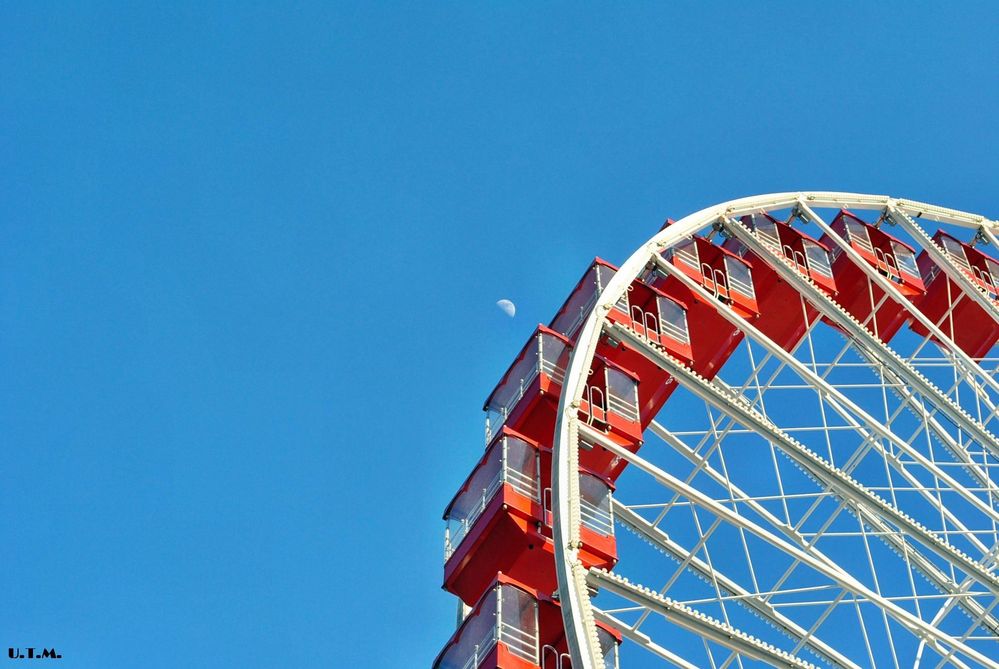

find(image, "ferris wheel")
[434,193,999,669]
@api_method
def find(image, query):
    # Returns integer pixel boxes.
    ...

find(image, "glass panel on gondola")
[502,435,539,500]
[751,214,781,249]
[614,285,630,315]
[434,586,499,669]
[672,238,699,269]
[445,434,540,560]
[845,218,874,253]
[804,240,833,278]
[657,295,690,344]
[550,262,617,338]
[605,367,639,424]
[444,447,503,559]
[579,473,614,537]
[596,264,616,299]
[725,255,755,299]
[538,331,569,387]
[597,625,621,669]
[499,585,539,664]
[983,257,999,296]
[485,344,539,439]
[434,583,539,669]
[940,235,971,270]
[893,242,920,279]
[484,329,569,441]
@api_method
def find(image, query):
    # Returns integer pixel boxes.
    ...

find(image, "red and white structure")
[435,193,999,668]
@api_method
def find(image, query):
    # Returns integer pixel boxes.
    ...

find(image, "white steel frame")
[551,193,999,669]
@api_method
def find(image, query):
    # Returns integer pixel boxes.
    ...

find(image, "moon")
[496,299,516,318]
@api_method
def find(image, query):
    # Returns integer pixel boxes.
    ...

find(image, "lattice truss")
[574,202,999,669]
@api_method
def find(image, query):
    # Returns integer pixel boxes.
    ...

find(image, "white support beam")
[742,207,999,486]
[607,320,999,596]
[643,422,999,636]
[892,198,999,232]
[721,214,999,459]
[587,568,820,668]
[578,423,997,667]
[887,205,999,327]
[613,501,862,668]
[590,608,702,669]
[794,200,999,403]
[652,254,999,520]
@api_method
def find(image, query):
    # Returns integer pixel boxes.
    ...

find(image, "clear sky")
[2,3,998,668]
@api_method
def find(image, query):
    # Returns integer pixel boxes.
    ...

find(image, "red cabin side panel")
[912,286,999,359]
[744,249,822,352]
[444,474,617,606]
[822,250,912,342]
[495,644,541,669]
[444,488,541,606]
[681,286,745,381]
[598,337,679,428]
[910,237,999,359]
[500,378,560,447]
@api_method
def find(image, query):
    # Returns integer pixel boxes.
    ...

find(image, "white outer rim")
[550,192,999,669]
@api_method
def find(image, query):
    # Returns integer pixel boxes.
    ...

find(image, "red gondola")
[821,211,925,342]
[722,213,838,352]
[483,323,643,480]
[483,326,572,446]
[668,235,759,317]
[911,230,999,358]
[442,428,617,606]
[433,574,622,669]
[646,235,759,382]
[549,258,693,431]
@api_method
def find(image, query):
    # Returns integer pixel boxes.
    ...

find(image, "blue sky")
[2,3,997,667]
